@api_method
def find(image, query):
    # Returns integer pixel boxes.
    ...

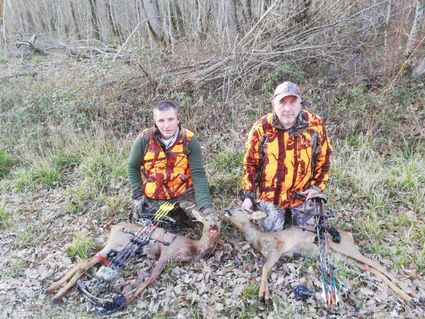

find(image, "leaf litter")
[0,191,424,318]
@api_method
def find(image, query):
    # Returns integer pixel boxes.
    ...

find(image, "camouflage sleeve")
[310,121,332,191]
[241,123,263,197]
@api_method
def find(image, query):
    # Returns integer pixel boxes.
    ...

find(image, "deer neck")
[241,222,261,247]
[198,232,217,249]
[195,232,218,258]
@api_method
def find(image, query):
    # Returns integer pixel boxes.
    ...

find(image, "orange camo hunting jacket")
[242,111,332,208]
[143,128,193,200]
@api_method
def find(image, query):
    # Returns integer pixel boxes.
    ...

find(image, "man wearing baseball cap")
[240,81,332,231]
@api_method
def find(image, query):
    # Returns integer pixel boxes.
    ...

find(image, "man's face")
[272,95,302,129]
[154,108,180,139]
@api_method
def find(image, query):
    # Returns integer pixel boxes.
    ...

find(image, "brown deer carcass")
[224,207,421,304]
[46,209,221,309]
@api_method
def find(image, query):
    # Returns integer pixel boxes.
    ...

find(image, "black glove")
[200,205,215,215]
[129,195,147,222]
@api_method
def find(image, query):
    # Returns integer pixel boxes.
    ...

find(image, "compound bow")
[77,201,177,315]
[313,194,339,308]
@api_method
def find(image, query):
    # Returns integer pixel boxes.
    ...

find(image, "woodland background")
[0,0,424,318]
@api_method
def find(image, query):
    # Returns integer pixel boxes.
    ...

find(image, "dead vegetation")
[0,0,425,318]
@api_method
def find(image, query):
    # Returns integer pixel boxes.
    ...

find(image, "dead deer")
[47,209,221,308]
[224,207,421,304]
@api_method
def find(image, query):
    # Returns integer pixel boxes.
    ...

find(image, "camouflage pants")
[257,200,316,232]
[130,188,198,230]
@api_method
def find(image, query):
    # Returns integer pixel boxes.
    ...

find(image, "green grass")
[14,227,32,249]
[62,182,99,214]
[0,203,12,228]
[32,163,63,189]
[335,266,350,282]
[241,282,258,299]
[208,150,244,199]
[0,149,13,179]
[262,63,306,94]
[10,163,62,191]
[0,56,8,64]
[1,49,425,317]
[67,234,96,259]
[271,295,283,316]
[327,138,425,274]
[163,260,178,280]
[52,150,80,172]
[8,258,27,278]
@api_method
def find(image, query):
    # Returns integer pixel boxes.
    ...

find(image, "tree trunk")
[1,0,4,44]
[88,0,101,40]
[142,0,167,48]
[171,1,184,35]
[405,0,424,58]
[70,1,81,40]
[226,0,239,35]
[413,56,425,78]
[0,0,3,26]
[245,0,253,30]
[2,0,13,43]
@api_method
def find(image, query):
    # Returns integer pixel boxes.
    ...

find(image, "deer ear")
[191,208,205,223]
[249,211,267,220]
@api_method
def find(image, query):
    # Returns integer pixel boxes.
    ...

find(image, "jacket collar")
[153,125,183,149]
[271,111,308,136]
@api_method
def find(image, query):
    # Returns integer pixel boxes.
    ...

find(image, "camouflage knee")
[290,203,315,227]
[257,200,286,232]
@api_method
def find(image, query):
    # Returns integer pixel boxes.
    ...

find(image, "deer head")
[224,207,266,230]
[192,209,221,242]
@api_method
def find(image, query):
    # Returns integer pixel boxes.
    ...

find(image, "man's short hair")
[154,100,179,113]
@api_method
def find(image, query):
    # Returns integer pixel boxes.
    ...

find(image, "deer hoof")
[257,299,266,311]
[259,292,271,305]
[51,297,60,305]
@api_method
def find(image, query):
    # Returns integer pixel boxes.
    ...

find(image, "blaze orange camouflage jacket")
[241,110,332,208]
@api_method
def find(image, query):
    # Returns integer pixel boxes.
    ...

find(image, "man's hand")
[130,196,147,222]
[134,196,146,211]
[201,206,216,215]
[241,197,254,210]
[300,187,319,201]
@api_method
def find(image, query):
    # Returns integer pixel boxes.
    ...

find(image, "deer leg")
[352,259,414,303]
[332,231,419,300]
[125,255,170,305]
[259,252,281,302]
[47,257,90,294]
[48,256,100,303]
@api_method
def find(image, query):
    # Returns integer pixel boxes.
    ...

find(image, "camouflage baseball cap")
[273,81,301,102]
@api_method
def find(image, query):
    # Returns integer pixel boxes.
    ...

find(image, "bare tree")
[226,0,240,35]
[3,0,421,89]
[404,0,425,77]
[0,0,4,44]
[0,0,3,26]
[405,0,424,58]
[88,0,100,40]
[142,0,167,48]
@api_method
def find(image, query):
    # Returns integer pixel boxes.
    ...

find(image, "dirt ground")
[1,190,425,319]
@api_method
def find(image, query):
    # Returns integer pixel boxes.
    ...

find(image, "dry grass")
[0,30,424,317]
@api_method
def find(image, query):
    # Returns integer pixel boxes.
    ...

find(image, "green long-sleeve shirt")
[128,128,212,210]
